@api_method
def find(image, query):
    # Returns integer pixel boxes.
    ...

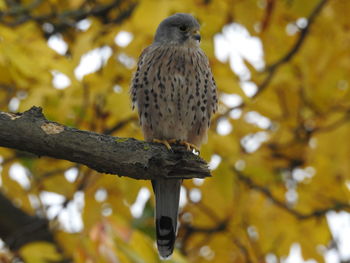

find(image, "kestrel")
[131,13,217,258]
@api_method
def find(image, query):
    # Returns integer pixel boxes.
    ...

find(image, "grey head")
[154,13,201,45]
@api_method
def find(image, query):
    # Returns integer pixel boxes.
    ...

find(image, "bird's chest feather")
[132,45,214,144]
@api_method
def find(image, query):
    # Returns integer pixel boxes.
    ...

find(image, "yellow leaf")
[19,242,63,263]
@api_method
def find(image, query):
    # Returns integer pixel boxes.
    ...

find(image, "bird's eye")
[179,25,188,31]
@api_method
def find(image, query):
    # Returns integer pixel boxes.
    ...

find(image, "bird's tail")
[152,178,182,259]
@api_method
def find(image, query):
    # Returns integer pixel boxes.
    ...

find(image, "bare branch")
[235,168,350,219]
[103,116,138,135]
[0,106,210,180]
[0,191,71,263]
[314,110,350,133]
[0,0,138,35]
[253,0,328,98]
[0,192,53,250]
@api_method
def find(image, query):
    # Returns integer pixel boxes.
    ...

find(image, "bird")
[130,13,218,258]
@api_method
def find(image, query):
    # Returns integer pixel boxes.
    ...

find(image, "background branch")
[0,0,138,36]
[0,191,54,250]
[235,168,350,219]
[253,0,328,98]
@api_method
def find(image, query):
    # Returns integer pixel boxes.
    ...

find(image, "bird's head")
[154,13,201,46]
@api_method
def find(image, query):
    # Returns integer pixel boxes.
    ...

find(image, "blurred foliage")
[0,0,350,262]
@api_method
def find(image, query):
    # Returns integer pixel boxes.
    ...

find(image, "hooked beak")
[192,29,201,42]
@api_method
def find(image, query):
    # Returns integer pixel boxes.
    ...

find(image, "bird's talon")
[167,139,178,144]
[153,139,172,150]
[179,141,200,152]
[152,139,199,152]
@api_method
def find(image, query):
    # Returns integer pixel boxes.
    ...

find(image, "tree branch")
[235,168,350,219]
[267,0,328,71]
[0,0,138,36]
[0,106,210,180]
[253,0,328,98]
[0,192,54,250]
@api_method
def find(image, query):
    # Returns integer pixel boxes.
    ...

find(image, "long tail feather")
[152,178,182,259]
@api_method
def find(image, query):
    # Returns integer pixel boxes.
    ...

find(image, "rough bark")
[0,106,210,180]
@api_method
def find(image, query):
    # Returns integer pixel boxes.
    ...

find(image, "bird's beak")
[192,29,201,42]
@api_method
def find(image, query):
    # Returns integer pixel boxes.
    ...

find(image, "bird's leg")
[153,139,176,150]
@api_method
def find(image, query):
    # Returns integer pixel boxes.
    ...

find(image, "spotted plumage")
[130,13,217,258]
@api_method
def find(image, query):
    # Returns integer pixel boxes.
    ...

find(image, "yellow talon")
[167,139,178,144]
[153,139,172,150]
[179,141,200,152]
[152,139,200,152]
